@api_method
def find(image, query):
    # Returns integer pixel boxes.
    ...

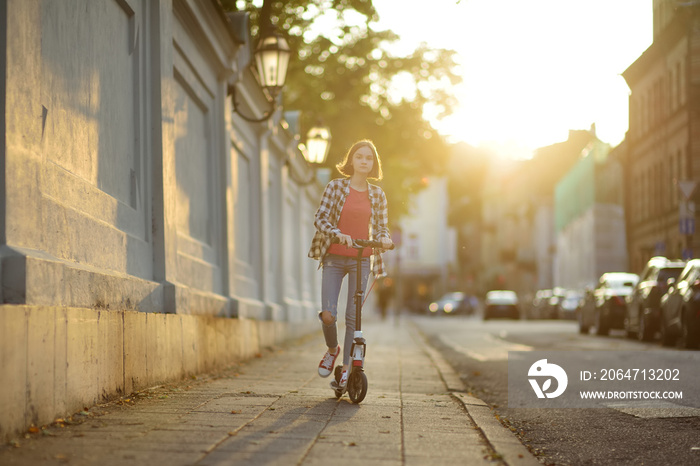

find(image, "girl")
[308,139,392,389]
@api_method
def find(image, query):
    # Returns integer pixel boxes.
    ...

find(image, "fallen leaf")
[28,426,40,434]
[231,410,239,414]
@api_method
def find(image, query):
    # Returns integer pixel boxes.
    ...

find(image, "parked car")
[529,289,553,319]
[555,289,583,320]
[659,259,700,348]
[579,272,639,335]
[546,287,568,320]
[625,256,686,341]
[483,290,520,320]
[428,292,473,316]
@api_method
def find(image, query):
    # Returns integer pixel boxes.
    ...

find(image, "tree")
[225,0,461,222]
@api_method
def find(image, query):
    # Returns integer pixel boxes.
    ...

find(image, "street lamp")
[229,28,291,122]
[289,122,332,186]
[254,29,291,99]
[304,123,332,165]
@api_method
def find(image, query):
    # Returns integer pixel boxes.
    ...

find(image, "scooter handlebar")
[330,237,394,250]
[354,239,394,250]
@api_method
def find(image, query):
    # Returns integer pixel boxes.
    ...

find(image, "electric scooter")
[331,238,394,403]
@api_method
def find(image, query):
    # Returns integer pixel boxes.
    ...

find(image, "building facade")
[623,1,700,272]
[554,140,628,290]
[477,131,594,299]
[479,158,529,295]
[1,0,322,441]
[394,177,456,312]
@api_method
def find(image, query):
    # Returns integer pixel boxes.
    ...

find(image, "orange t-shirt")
[328,187,372,257]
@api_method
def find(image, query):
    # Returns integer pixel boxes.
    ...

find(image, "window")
[670,67,676,112]
[679,62,685,105]
[670,154,676,207]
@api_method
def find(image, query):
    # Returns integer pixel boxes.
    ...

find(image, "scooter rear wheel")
[347,370,367,404]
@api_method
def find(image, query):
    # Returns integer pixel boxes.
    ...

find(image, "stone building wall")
[1,0,322,441]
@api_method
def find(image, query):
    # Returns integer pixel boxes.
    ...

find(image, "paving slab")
[0,317,540,465]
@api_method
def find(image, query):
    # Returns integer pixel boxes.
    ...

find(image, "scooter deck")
[331,366,345,397]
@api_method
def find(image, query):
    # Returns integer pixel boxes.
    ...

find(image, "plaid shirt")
[308,178,391,277]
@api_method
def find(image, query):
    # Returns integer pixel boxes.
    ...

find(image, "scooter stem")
[355,246,365,331]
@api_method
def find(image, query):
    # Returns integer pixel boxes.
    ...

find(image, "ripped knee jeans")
[320,254,370,366]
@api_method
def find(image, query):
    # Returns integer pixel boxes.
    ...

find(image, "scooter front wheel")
[347,370,367,404]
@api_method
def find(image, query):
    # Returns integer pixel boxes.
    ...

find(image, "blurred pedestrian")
[377,277,394,320]
[308,139,393,390]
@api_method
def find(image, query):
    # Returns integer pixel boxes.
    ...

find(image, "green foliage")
[227,0,461,223]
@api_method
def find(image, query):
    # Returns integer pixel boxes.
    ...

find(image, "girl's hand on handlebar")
[380,238,393,250]
[336,233,352,247]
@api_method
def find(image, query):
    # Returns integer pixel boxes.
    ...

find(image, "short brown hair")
[336,139,383,180]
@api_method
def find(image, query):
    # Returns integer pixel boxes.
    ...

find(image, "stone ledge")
[0,245,237,316]
[0,305,316,443]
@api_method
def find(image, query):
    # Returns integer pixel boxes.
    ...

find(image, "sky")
[372,0,654,159]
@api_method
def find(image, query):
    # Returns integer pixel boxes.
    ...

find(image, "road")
[415,314,700,466]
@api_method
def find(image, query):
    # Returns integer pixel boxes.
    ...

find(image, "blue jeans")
[320,254,370,366]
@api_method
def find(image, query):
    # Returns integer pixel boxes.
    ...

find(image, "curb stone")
[412,324,541,466]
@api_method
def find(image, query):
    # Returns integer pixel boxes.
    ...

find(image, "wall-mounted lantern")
[304,123,331,165]
[229,28,291,122]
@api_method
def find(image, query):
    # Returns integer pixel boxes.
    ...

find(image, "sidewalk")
[0,317,539,466]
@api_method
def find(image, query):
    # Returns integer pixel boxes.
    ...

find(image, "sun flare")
[372,0,653,157]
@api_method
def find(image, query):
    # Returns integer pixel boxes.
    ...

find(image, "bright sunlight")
[372,0,653,159]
